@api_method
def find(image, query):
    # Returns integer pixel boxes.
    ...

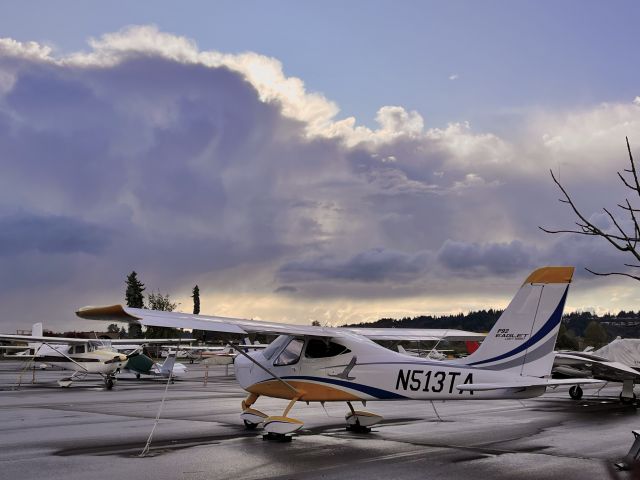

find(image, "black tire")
[136,374,141,379]
[244,420,258,430]
[106,378,114,390]
[620,392,636,405]
[569,385,583,400]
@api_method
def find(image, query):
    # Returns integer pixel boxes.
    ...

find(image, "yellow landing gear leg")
[345,401,383,433]
[262,396,304,442]
[240,393,268,430]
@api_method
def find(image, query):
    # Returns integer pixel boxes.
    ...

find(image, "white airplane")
[0,324,192,388]
[0,330,128,389]
[554,337,640,403]
[77,266,600,438]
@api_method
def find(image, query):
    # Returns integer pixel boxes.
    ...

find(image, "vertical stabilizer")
[457,267,573,377]
[32,323,43,337]
[159,353,176,374]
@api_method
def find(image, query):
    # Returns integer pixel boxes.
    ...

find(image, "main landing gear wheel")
[262,432,292,442]
[620,393,637,405]
[105,377,114,390]
[243,420,258,430]
[569,385,583,400]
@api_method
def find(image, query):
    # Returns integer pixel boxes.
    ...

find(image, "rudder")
[457,266,573,377]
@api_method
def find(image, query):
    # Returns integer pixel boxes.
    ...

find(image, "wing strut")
[228,343,299,395]
[42,342,90,372]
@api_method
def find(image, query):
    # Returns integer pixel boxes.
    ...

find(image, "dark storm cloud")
[274,285,298,293]
[278,248,431,283]
[0,212,110,255]
[437,240,534,275]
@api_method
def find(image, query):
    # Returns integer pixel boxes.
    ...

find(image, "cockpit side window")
[263,335,292,360]
[75,345,85,354]
[305,338,351,358]
[274,338,304,366]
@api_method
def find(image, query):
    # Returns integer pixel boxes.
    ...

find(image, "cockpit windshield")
[274,338,304,366]
[263,335,292,360]
[88,340,114,352]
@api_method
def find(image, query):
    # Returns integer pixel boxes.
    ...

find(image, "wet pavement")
[0,360,638,479]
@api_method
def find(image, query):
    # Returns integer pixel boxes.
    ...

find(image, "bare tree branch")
[584,267,640,282]
[541,139,640,279]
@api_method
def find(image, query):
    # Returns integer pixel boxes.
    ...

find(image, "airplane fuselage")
[234,335,546,402]
[37,346,126,375]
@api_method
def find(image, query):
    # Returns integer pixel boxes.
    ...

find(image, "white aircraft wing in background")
[553,348,640,402]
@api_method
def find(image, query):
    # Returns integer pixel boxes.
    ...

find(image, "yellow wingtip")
[524,266,574,285]
[75,304,141,321]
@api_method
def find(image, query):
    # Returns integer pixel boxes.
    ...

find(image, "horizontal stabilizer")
[457,378,604,392]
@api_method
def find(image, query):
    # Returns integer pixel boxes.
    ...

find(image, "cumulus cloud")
[0,26,639,329]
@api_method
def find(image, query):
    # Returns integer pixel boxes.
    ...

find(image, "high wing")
[173,345,268,351]
[554,351,640,382]
[345,328,484,342]
[109,338,195,345]
[76,305,485,342]
[0,333,91,344]
[0,333,193,345]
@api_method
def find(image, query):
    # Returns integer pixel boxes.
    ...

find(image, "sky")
[1,1,640,332]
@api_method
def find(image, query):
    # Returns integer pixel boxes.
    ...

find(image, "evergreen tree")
[125,271,145,308]
[584,320,609,348]
[555,323,579,350]
[192,285,200,315]
[125,271,145,338]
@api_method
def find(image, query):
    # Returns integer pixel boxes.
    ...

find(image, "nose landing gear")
[104,375,115,390]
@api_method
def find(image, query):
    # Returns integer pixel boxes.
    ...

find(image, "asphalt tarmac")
[0,360,639,480]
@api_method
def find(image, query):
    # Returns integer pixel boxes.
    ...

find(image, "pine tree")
[125,271,145,308]
[192,285,200,314]
[125,271,145,338]
[584,320,608,348]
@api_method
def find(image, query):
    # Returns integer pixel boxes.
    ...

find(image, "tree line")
[344,309,630,350]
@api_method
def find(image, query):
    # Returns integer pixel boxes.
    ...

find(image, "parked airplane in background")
[0,324,192,388]
[169,342,269,365]
[125,352,187,379]
[554,337,640,403]
[78,266,601,439]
